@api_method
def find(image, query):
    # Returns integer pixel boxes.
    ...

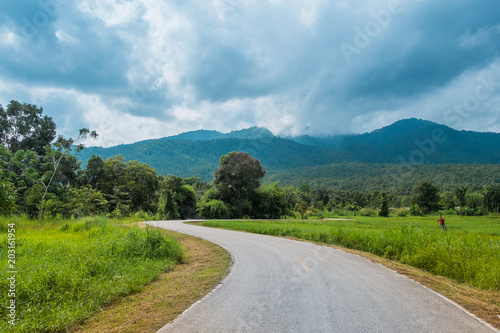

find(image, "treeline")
[0,101,289,220]
[1,100,500,220]
[265,163,500,195]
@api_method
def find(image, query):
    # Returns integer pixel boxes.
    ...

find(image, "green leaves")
[213,151,266,218]
[411,180,441,214]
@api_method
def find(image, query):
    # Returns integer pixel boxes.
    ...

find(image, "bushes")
[198,199,230,219]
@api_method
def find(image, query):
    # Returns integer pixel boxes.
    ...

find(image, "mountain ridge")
[78,118,500,181]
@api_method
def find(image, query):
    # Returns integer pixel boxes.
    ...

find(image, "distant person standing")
[438,214,447,231]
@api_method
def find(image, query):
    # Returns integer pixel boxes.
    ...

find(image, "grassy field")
[77,226,231,333]
[0,216,183,333]
[199,214,500,291]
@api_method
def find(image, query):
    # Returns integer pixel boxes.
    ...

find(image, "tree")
[13,129,97,219]
[124,161,160,213]
[411,180,440,214]
[454,186,468,208]
[161,176,198,219]
[484,185,500,213]
[466,192,484,210]
[198,199,229,219]
[0,100,56,154]
[82,156,161,215]
[64,186,107,218]
[0,145,15,215]
[379,192,389,217]
[214,152,266,218]
[252,184,293,219]
[440,191,456,210]
[295,202,308,219]
[79,154,105,188]
[0,178,16,215]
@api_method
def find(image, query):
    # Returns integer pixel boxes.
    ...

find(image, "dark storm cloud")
[0,0,498,145]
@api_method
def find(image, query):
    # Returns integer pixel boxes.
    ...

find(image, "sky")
[1,0,499,147]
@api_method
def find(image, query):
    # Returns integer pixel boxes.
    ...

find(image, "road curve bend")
[147,220,497,333]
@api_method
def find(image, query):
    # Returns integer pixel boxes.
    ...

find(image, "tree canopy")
[411,180,441,214]
[0,100,56,154]
[213,151,266,218]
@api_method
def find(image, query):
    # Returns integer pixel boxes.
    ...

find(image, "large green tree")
[0,100,56,154]
[161,175,197,219]
[214,151,266,218]
[80,156,160,215]
[12,129,97,219]
[411,180,441,214]
[252,184,292,219]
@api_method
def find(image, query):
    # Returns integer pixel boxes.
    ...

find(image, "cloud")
[0,0,499,146]
[459,24,500,49]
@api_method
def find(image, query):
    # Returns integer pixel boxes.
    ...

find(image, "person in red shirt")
[438,214,447,231]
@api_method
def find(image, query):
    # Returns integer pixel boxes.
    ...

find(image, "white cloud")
[78,0,141,27]
[55,27,77,44]
[458,24,500,49]
[0,26,19,48]
[300,6,319,29]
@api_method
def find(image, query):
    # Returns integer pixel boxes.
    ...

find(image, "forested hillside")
[79,118,500,183]
[291,118,500,164]
[78,136,352,181]
[265,163,500,196]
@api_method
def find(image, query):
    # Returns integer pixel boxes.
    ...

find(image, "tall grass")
[201,219,500,291]
[0,216,183,333]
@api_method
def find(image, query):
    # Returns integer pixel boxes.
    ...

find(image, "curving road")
[147,220,497,333]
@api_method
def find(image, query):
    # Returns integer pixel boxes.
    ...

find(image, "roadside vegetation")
[0,216,183,332]
[77,228,230,333]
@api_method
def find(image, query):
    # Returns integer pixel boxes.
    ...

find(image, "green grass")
[199,214,500,291]
[0,216,183,333]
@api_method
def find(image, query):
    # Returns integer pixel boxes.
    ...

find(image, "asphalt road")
[147,220,497,333]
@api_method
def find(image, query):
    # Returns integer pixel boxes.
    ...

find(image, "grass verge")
[0,216,183,333]
[75,223,231,333]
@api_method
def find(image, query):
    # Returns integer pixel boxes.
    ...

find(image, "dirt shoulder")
[75,225,231,333]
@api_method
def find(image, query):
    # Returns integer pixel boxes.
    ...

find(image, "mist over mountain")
[78,119,500,182]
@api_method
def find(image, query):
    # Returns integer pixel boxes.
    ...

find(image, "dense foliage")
[198,152,292,219]
[77,118,500,182]
[265,163,500,195]
[0,101,204,220]
[1,100,499,220]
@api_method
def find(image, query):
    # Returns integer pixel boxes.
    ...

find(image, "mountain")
[291,118,500,164]
[137,126,274,143]
[78,119,500,182]
[78,135,351,182]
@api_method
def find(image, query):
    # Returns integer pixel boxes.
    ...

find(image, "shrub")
[397,209,409,217]
[410,203,424,216]
[198,199,230,219]
[360,208,377,217]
